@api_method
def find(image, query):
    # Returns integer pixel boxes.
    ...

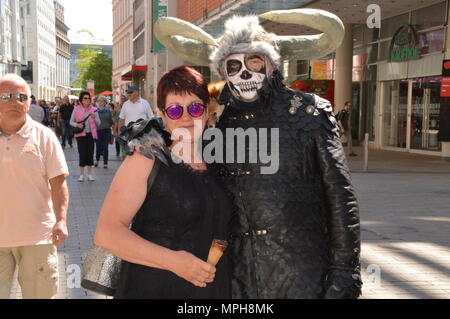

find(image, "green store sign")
[389,24,421,62]
[153,0,167,53]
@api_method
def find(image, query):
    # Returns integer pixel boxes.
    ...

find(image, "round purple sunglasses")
[164,103,205,120]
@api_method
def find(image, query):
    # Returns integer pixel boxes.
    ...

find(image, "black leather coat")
[214,71,362,299]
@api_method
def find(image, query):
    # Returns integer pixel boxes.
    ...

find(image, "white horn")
[154,17,218,66]
[259,9,345,60]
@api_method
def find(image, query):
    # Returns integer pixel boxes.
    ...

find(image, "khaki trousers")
[0,245,58,299]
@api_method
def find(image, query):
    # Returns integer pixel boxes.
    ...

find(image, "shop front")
[381,77,442,153]
[378,4,446,155]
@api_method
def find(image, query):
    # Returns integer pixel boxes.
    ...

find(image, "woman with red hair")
[94,66,232,299]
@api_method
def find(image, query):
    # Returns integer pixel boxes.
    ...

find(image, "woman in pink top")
[70,91,101,182]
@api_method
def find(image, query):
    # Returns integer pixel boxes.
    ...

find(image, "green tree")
[72,30,112,95]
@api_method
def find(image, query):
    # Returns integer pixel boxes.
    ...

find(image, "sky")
[58,0,113,45]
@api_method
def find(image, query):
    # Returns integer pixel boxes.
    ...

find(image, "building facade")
[112,0,133,101]
[54,0,70,99]
[112,0,181,108]
[160,0,450,159]
[25,0,56,101]
[0,0,28,77]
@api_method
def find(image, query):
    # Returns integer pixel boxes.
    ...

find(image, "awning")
[121,65,148,81]
[99,91,113,96]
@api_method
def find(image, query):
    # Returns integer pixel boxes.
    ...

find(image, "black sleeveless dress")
[114,157,233,299]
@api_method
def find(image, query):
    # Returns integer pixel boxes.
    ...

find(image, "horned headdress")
[154,9,345,76]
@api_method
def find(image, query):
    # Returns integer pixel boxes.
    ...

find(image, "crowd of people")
[25,87,154,181]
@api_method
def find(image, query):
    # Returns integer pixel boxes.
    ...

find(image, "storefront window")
[311,59,334,80]
[363,26,379,44]
[0,64,6,77]
[411,77,442,151]
[380,13,409,39]
[353,25,363,47]
[382,80,408,148]
[418,28,445,55]
[368,43,378,64]
[411,2,446,31]
[296,60,309,78]
[353,48,368,82]
[378,40,391,61]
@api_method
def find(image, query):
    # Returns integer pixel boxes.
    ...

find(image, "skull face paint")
[225,53,267,103]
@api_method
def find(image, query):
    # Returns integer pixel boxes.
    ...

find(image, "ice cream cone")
[207,239,228,266]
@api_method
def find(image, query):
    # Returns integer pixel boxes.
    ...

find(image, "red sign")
[290,80,335,107]
[440,77,450,97]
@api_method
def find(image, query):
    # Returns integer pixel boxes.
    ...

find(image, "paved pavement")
[350,147,450,299]
[9,144,450,299]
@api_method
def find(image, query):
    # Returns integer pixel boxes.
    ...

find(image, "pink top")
[73,105,98,140]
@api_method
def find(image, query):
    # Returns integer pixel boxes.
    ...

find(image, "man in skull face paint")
[154,10,362,299]
[225,53,271,102]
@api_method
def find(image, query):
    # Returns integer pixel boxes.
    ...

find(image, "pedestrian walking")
[49,101,58,128]
[38,99,50,127]
[70,91,101,182]
[95,96,114,169]
[118,86,154,129]
[94,66,232,299]
[58,96,74,149]
[337,101,357,157]
[52,99,62,142]
[0,74,69,299]
[112,95,126,157]
[27,95,45,123]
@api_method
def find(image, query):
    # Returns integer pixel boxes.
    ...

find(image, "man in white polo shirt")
[118,86,154,129]
[0,74,69,299]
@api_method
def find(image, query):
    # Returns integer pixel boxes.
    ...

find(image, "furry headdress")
[154,9,345,76]
[209,16,280,76]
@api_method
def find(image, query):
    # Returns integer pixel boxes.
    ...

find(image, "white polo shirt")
[119,97,155,126]
[0,115,69,247]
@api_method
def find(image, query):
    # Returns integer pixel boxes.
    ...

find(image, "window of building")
[380,13,409,40]
[296,60,309,78]
[418,28,445,55]
[353,25,363,47]
[411,2,446,31]
[378,40,391,61]
[134,33,145,60]
[368,43,378,64]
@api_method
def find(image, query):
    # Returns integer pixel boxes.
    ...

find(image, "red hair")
[157,66,210,111]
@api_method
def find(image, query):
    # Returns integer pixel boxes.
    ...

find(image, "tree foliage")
[72,30,112,95]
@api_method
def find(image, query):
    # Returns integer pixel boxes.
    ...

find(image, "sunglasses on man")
[0,93,29,103]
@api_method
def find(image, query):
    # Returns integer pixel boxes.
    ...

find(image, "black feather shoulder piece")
[116,118,172,165]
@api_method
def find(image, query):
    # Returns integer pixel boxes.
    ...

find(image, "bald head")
[0,74,32,130]
[0,74,32,97]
